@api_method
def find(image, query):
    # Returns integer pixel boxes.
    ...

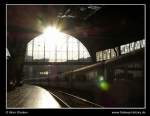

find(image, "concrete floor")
[7,84,61,108]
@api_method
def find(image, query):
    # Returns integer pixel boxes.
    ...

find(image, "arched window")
[25,30,91,62]
[6,48,11,60]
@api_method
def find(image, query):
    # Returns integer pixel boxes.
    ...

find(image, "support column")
[7,42,26,91]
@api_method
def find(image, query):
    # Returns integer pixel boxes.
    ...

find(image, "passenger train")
[27,48,144,107]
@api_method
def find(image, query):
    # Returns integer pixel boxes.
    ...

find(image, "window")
[121,39,145,55]
[96,48,117,62]
[25,32,91,62]
[6,48,11,60]
[40,71,49,75]
[96,39,145,62]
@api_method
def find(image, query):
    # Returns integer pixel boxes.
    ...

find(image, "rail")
[48,89,103,108]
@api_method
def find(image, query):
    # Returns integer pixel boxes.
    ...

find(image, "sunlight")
[25,25,91,62]
[43,26,62,44]
[43,26,60,36]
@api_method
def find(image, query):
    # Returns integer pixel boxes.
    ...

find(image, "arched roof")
[7,5,144,61]
[25,30,91,62]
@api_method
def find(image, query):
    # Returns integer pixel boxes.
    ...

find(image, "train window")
[87,71,98,81]
[113,60,144,81]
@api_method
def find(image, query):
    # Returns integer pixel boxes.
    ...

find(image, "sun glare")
[43,26,63,45]
[43,26,60,36]
[26,25,91,62]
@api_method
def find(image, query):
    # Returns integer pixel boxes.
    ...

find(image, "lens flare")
[97,76,110,91]
[43,26,60,35]
[99,76,104,81]
[99,80,110,91]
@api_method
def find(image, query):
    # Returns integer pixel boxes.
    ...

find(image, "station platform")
[7,84,61,108]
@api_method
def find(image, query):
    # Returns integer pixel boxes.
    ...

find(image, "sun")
[43,26,60,34]
[43,26,63,44]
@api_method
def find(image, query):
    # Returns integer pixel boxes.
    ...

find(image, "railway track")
[48,89,103,108]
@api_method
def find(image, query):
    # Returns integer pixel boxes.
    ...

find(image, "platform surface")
[7,84,61,108]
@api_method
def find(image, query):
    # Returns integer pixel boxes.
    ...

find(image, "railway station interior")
[7,5,145,108]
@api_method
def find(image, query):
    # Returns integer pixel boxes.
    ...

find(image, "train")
[26,48,144,107]
[49,48,144,85]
